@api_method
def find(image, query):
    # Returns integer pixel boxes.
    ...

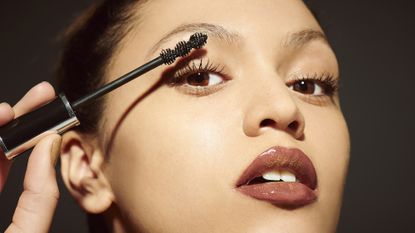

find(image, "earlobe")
[60,131,114,214]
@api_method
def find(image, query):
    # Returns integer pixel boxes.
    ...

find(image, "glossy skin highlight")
[60,0,350,232]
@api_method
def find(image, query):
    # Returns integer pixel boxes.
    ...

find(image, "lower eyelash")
[176,84,227,96]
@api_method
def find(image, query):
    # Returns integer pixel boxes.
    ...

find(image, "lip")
[235,146,318,208]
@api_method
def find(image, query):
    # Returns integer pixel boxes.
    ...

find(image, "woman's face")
[99,0,350,232]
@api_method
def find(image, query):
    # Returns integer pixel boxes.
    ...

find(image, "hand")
[0,82,62,233]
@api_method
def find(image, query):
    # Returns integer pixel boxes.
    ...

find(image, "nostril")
[288,121,299,131]
[260,119,276,128]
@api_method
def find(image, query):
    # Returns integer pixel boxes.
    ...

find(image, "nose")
[242,76,305,140]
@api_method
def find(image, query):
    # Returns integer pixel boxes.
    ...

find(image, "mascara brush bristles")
[160,32,208,65]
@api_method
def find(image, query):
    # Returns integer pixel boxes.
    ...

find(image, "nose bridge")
[241,66,305,139]
[257,72,293,106]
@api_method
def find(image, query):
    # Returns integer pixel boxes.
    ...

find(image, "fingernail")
[38,81,48,86]
[50,136,62,166]
[31,81,48,91]
[0,102,10,108]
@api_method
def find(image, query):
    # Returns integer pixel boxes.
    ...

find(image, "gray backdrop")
[1,1,414,232]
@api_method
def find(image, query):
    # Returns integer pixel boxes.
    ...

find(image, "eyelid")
[297,94,332,106]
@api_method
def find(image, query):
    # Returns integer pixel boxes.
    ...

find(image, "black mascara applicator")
[0,33,208,160]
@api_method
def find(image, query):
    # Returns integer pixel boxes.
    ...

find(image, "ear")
[60,131,114,214]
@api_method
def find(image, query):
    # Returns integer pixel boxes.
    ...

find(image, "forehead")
[132,0,322,50]
[141,0,316,25]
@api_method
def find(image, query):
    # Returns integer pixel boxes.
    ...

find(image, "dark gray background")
[1,1,414,232]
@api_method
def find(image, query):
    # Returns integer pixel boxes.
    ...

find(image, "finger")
[1,82,55,193]
[5,134,61,233]
[13,82,56,118]
[0,102,15,126]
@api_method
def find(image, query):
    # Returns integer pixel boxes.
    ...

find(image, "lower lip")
[237,182,317,208]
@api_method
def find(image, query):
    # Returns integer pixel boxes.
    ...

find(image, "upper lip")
[235,146,317,190]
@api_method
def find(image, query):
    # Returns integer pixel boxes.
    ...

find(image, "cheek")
[303,105,350,225]
[105,93,239,229]
[311,107,350,188]
[303,104,350,175]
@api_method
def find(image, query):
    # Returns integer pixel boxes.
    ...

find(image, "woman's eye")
[168,59,229,96]
[290,80,324,96]
[185,72,224,87]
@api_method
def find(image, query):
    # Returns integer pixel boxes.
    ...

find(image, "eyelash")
[287,72,339,95]
[168,59,228,96]
[175,59,224,80]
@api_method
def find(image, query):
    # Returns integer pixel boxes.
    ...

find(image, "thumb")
[6,134,62,233]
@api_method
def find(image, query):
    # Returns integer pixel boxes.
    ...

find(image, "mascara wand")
[0,32,208,160]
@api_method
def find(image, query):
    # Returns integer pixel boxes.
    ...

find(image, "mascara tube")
[0,94,79,160]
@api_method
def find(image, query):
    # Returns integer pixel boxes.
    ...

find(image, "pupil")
[188,72,209,86]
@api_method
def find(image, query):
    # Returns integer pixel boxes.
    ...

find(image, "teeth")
[262,170,281,181]
[262,170,297,182]
[281,170,296,182]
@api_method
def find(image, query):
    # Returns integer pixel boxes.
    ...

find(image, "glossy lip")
[236,146,318,208]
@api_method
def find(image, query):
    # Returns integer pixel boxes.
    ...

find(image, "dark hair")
[56,0,144,232]
[56,0,142,134]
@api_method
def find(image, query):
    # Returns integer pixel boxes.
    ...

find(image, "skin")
[0,82,61,233]
[61,0,350,233]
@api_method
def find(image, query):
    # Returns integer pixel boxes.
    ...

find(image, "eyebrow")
[283,29,328,48]
[147,23,241,57]
[148,23,328,57]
